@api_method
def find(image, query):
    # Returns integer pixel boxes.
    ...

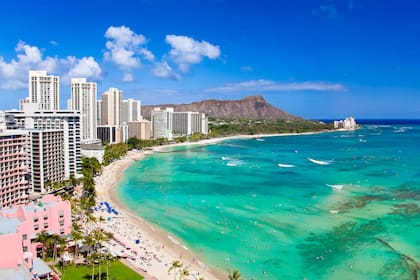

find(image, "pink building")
[0,194,71,279]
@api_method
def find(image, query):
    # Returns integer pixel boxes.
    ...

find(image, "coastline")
[94,131,332,280]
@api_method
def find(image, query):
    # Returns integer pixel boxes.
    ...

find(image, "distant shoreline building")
[151,107,208,140]
[334,117,357,130]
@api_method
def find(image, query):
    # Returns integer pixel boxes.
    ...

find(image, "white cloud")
[66,56,102,80]
[0,41,59,89]
[123,73,134,82]
[140,48,155,61]
[104,25,154,81]
[205,79,346,93]
[152,61,180,80]
[0,41,101,90]
[165,35,220,72]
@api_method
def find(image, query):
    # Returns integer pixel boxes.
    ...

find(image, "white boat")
[256,138,265,142]
[278,163,295,168]
[307,157,331,165]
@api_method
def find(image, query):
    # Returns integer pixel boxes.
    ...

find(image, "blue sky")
[0,0,419,119]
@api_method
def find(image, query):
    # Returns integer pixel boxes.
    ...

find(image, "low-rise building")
[0,195,71,279]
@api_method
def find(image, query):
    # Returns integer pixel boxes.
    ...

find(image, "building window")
[59,220,65,226]
[43,223,48,229]
[43,215,48,220]
[34,216,39,222]
[60,228,65,235]
[34,224,39,230]
[22,234,27,240]
[59,210,64,218]
[23,246,28,252]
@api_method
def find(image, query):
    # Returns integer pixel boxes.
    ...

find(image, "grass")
[59,260,144,280]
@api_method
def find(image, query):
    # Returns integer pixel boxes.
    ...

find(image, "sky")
[0,0,419,119]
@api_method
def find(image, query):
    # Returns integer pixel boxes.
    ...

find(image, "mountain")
[141,95,301,120]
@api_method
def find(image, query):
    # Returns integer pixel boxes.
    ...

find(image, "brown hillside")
[141,95,301,120]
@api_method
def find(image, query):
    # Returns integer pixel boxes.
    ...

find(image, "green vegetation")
[102,143,129,166]
[228,269,243,280]
[59,260,143,280]
[81,156,101,209]
[208,117,333,137]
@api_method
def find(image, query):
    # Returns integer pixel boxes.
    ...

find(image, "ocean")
[117,121,420,280]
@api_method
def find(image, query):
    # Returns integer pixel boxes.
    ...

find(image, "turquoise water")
[118,123,420,280]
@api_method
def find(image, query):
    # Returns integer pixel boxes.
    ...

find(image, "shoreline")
[94,131,335,280]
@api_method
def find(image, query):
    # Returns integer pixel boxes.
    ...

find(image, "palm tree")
[180,268,190,280]
[104,253,115,280]
[168,260,183,280]
[87,251,99,280]
[71,226,84,260]
[228,269,242,280]
[34,230,50,259]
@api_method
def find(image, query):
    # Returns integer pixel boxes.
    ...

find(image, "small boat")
[278,163,295,168]
[256,138,265,142]
[308,157,331,165]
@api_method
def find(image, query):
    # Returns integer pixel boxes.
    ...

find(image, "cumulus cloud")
[152,61,180,80]
[0,41,101,89]
[104,25,154,81]
[165,35,220,72]
[64,56,102,80]
[205,79,346,93]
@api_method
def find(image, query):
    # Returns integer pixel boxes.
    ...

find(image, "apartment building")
[70,78,97,143]
[0,194,70,279]
[101,87,123,126]
[0,118,31,207]
[121,98,141,124]
[27,71,60,111]
[6,110,82,181]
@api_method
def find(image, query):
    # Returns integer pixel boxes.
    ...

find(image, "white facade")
[70,78,97,143]
[151,107,173,139]
[7,110,82,180]
[28,71,60,111]
[101,88,123,126]
[121,99,141,124]
[152,108,208,139]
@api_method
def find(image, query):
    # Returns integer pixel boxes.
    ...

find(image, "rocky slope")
[141,95,301,120]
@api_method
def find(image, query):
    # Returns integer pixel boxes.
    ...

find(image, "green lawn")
[59,260,144,280]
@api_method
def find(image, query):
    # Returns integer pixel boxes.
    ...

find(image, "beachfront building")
[97,125,122,144]
[121,98,141,124]
[25,71,60,111]
[172,111,209,137]
[0,113,31,208]
[29,130,65,193]
[0,194,70,279]
[101,87,123,126]
[151,108,208,139]
[334,117,357,130]
[128,120,151,140]
[70,78,98,143]
[151,107,173,139]
[6,110,82,181]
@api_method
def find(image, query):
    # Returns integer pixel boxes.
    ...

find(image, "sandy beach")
[93,132,328,280]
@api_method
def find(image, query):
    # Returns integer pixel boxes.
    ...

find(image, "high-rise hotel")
[69,78,97,143]
[20,71,60,111]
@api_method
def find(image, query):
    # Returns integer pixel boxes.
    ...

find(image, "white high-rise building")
[151,109,208,140]
[70,78,97,143]
[97,100,102,125]
[121,98,141,124]
[7,110,82,181]
[28,71,60,111]
[101,88,123,126]
[151,107,173,139]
